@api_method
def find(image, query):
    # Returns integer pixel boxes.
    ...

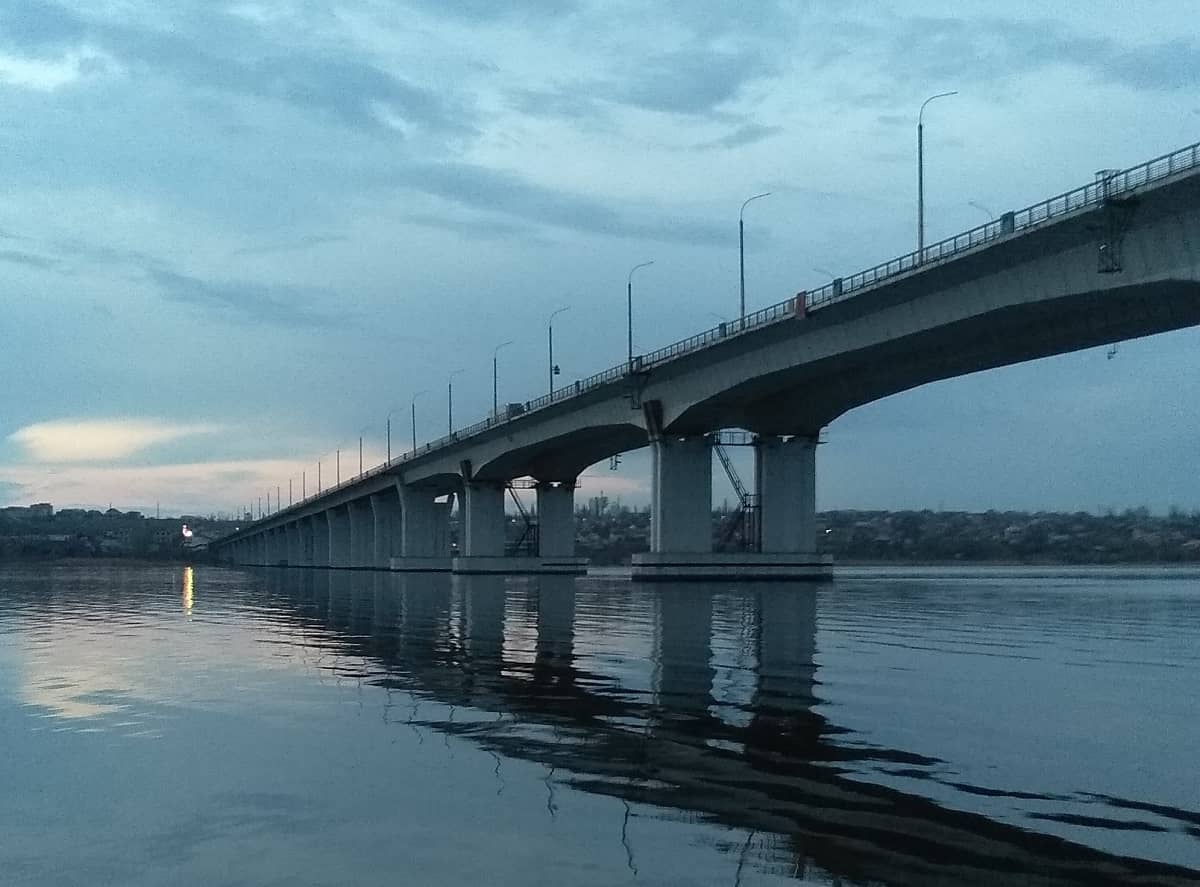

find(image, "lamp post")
[918,91,957,258]
[739,192,770,321]
[448,369,464,434]
[968,200,995,221]
[626,261,653,364]
[493,341,513,417]
[548,305,570,394]
[410,389,428,454]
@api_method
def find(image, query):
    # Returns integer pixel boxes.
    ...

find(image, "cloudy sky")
[1,0,1197,516]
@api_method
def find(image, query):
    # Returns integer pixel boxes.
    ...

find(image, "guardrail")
[230,139,1200,539]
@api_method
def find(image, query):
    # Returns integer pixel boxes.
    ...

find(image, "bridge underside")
[675,279,1200,433]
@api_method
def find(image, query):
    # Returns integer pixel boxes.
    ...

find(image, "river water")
[1,563,1198,886]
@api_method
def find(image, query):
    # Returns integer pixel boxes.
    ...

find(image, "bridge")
[213,139,1200,579]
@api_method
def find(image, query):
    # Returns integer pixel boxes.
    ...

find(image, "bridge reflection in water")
[259,569,1198,887]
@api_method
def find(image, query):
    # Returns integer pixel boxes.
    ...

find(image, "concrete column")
[348,499,374,568]
[299,518,314,566]
[650,435,712,553]
[462,482,507,556]
[755,435,817,554]
[328,507,351,568]
[399,485,452,557]
[286,523,302,565]
[312,513,330,567]
[536,483,576,557]
[255,533,267,565]
[370,490,402,567]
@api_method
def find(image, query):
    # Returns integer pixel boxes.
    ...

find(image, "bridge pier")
[755,435,818,553]
[370,489,402,569]
[328,506,351,568]
[311,513,330,567]
[348,499,374,568]
[286,522,302,566]
[391,485,452,571]
[632,433,831,580]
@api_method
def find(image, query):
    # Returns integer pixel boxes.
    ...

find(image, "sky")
[1,0,1198,516]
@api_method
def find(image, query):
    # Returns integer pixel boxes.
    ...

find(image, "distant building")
[29,503,53,519]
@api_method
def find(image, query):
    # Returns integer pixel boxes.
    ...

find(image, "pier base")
[387,557,453,573]
[631,552,833,581]
[452,556,589,575]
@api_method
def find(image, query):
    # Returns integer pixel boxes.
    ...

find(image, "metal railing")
[232,139,1200,538]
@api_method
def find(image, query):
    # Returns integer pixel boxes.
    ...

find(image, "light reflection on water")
[0,562,1198,886]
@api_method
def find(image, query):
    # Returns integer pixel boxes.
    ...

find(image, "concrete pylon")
[348,499,374,568]
[328,507,351,568]
[370,489,402,568]
[312,513,330,567]
[461,481,506,557]
[755,435,818,554]
[399,484,451,559]
[650,435,713,553]
[536,482,576,557]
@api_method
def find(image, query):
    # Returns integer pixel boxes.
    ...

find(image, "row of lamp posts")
[258,90,958,519]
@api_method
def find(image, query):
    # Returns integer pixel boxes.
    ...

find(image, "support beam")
[370,489,402,568]
[286,522,302,566]
[328,507,351,568]
[650,435,712,553]
[634,432,830,580]
[312,513,330,567]
[348,499,374,568]
[461,482,506,557]
[536,483,576,557]
[399,486,452,558]
[299,518,315,566]
[755,435,818,554]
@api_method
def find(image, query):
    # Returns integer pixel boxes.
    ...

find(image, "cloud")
[0,456,332,514]
[391,161,727,245]
[0,1,472,137]
[851,14,1200,95]
[231,234,349,257]
[9,419,222,463]
[148,267,345,328]
[694,123,782,151]
[0,248,60,270]
[0,479,23,505]
[604,45,772,115]
[1103,40,1200,91]
[400,0,580,23]
[0,46,118,90]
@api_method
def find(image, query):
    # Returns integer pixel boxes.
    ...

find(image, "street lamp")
[968,200,995,221]
[917,90,958,257]
[626,261,653,364]
[410,389,428,454]
[385,407,404,462]
[739,192,771,320]
[812,266,836,280]
[448,369,464,434]
[493,341,513,417]
[548,305,570,394]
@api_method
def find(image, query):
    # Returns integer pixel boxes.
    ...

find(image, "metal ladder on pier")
[714,437,760,552]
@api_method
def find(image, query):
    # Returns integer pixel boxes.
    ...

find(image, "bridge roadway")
[214,140,1200,579]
